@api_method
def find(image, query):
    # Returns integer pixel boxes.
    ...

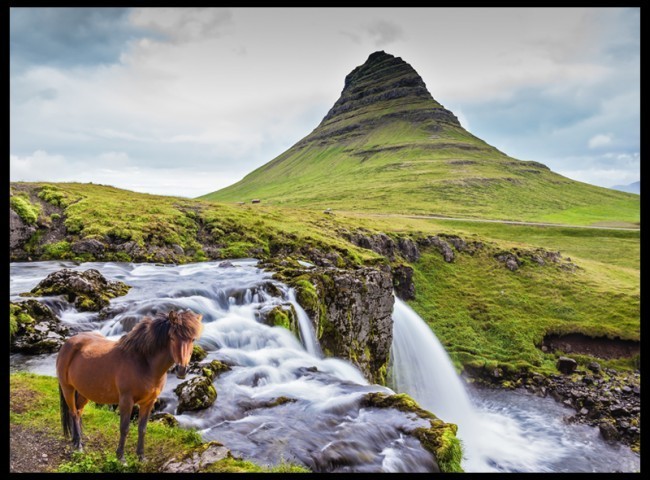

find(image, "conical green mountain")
[202,51,639,225]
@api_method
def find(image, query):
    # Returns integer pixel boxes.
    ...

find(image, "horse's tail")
[59,384,72,439]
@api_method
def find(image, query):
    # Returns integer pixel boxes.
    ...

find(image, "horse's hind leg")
[74,392,89,451]
[116,395,134,463]
[60,384,83,450]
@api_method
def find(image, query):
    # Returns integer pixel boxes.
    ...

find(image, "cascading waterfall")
[10,261,640,473]
[389,296,640,473]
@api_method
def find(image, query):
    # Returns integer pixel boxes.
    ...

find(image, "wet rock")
[191,345,208,362]
[292,266,394,384]
[556,356,577,374]
[10,300,70,354]
[599,422,620,442]
[392,264,415,300]
[171,244,184,256]
[162,442,230,473]
[22,268,130,312]
[150,412,179,428]
[218,260,234,268]
[174,376,217,414]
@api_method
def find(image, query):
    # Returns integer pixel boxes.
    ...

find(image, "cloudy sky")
[10,7,640,198]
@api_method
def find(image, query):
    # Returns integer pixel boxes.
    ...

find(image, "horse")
[56,309,204,462]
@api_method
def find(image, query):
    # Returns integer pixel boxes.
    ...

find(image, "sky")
[10,7,640,198]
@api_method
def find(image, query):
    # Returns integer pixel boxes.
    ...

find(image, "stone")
[10,300,70,354]
[22,268,130,312]
[162,442,230,473]
[150,412,180,428]
[587,362,601,373]
[579,408,589,416]
[556,356,577,375]
[174,376,217,414]
[10,207,37,250]
[599,422,620,442]
[71,238,106,256]
[396,237,420,262]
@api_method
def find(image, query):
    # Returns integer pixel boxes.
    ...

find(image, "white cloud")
[588,133,613,149]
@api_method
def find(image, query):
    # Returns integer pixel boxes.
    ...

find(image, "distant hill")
[201,51,639,226]
[610,181,640,195]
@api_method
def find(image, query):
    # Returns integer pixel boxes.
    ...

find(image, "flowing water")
[10,261,640,473]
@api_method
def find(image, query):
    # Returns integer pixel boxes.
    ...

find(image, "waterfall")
[287,288,322,358]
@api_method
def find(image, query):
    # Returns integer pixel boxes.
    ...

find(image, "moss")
[42,241,71,259]
[361,392,463,473]
[37,184,69,207]
[11,195,41,225]
[174,377,217,414]
[191,344,208,362]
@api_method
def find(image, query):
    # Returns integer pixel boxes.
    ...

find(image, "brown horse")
[56,309,204,461]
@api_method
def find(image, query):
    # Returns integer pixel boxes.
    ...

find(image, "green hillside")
[202,51,639,226]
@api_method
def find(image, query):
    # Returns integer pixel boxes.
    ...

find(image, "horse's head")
[168,309,204,379]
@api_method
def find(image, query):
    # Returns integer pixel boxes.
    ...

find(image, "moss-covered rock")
[361,392,463,473]
[288,266,394,385]
[10,300,70,354]
[21,268,130,312]
[174,376,217,414]
[191,344,208,363]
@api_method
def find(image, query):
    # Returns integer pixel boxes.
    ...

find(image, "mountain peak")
[309,51,460,144]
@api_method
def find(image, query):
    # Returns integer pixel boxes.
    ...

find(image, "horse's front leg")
[116,395,134,463]
[136,400,156,461]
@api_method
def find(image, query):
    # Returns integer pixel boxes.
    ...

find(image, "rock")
[587,362,600,373]
[349,232,397,259]
[621,386,632,394]
[579,408,589,416]
[22,268,130,312]
[150,412,179,428]
[392,264,415,300]
[10,300,70,354]
[396,237,420,262]
[218,261,234,268]
[420,236,455,262]
[293,266,394,384]
[171,244,185,256]
[174,376,217,414]
[599,422,620,441]
[191,345,208,363]
[609,404,628,417]
[71,238,105,256]
[10,208,37,250]
[556,356,577,374]
[495,252,520,271]
[162,442,230,473]
[441,235,467,252]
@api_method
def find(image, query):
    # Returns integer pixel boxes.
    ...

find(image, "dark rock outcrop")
[10,208,37,251]
[418,236,455,263]
[287,266,394,384]
[347,232,420,262]
[392,264,415,300]
[10,300,69,354]
[22,268,130,312]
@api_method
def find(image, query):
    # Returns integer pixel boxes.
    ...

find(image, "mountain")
[201,51,639,225]
[610,181,640,195]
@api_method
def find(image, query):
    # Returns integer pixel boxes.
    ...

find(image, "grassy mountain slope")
[201,52,639,226]
[10,181,639,376]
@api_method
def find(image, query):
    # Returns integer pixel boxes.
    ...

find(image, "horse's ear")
[169,310,179,325]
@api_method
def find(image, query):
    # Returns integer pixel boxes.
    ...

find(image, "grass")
[9,372,309,473]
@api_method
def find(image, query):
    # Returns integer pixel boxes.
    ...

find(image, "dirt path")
[10,425,71,473]
[348,212,640,231]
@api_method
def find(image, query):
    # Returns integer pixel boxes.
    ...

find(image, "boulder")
[556,356,578,375]
[10,208,37,250]
[162,442,230,473]
[10,300,69,354]
[174,376,217,414]
[22,268,130,312]
[71,238,106,256]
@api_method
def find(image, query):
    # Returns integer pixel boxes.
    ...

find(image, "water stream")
[9,261,640,473]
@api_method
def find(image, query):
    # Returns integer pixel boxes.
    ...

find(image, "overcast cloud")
[10,7,640,198]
